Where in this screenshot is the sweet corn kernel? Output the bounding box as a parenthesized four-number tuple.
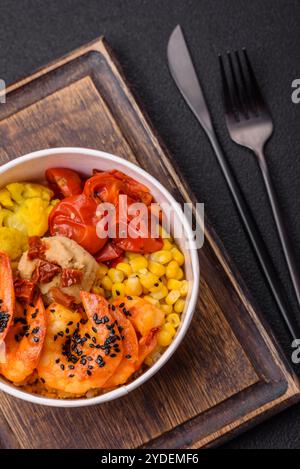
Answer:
(175, 267, 184, 280)
(180, 280, 189, 297)
(160, 304, 173, 315)
(163, 239, 173, 250)
(97, 263, 109, 279)
(165, 289, 181, 305)
(126, 252, 140, 260)
(165, 260, 180, 279)
(167, 279, 182, 290)
(174, 299, 185, 314)
(130, 255, 148, 272)
(112, 282, 126, 299)
(167, 313, 181, 328)
(150, 285, 168, 300)
(101, 275, 113, 291)
(159, 225, 172, 240)
(150, 250, 173, 265)
(157, 323, 176, 347)
(92, 286, 105, 296)
(149, 281, 164, 292)
(139, 271, 159, 290)
(108, 268, 124, 283)
(157, 330, 173, 347)
(124, 277, 143, 296)
(148, 260, 166, 277)
(143, 295, 159, 306)
(171, 247, 185, 266)
(116, 262, 132, 277)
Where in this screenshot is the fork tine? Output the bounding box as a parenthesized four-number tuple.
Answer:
(242, 48, 265, 114)
(227, 51, 245, 119)
(218, 53, 234, 116)
(235, 50, 251, 118)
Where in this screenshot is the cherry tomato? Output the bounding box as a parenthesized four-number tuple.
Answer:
(95, 241, 124, 263)
(49, 194, 107, 254)
(46, 168, 82, 198)
(109, 170, 153, 205)
(114, 236, 163, 253)
(84, 173, 124, 205)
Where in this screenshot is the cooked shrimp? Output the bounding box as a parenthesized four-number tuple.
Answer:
(0, 251, 15, 342)
(0, 296, 46, 383)
(103, 297, 162, 388)
(114, 296, 164, 336)
(103, 304, 139, 388)
(37, 292, 124, 395)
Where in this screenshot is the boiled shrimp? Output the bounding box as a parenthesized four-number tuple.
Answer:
(0, 251, 15, 342)
(37, 292, 124, 395)
(0, 296, 46, 383)
(103, 297, 163, 388)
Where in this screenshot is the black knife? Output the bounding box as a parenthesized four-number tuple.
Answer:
(167, 24, 298, 341)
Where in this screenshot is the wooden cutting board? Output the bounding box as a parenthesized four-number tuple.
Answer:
(0, 37, 299, 449)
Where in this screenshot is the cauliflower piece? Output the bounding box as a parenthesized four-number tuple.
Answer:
(0, 188, 14, 208)
(6, 182, 54, 203)
(6, 198, 52, 237)
(0, 227, 28, 260)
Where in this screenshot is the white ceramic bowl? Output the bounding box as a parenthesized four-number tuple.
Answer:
(0, 147, 199, 407)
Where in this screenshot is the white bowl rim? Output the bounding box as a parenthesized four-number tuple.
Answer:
(0, 147, 199, 407)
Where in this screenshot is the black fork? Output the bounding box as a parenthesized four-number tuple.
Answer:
(219, 49, 300, 310)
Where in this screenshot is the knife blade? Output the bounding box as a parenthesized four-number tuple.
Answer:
(167, 24, 299, 341)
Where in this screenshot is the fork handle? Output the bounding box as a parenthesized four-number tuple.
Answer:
(209, 136, 298, 340)
(256, 150, 300, 308)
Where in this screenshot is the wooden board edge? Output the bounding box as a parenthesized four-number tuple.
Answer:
(2, 37, 300, 448)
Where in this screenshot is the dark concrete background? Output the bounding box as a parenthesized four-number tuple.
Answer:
(0, 0, 300, 449)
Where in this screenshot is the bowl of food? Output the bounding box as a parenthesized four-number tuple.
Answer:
(0, 147, 199, 407)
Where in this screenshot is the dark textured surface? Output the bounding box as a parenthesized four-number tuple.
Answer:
(0, 0, 299, 449)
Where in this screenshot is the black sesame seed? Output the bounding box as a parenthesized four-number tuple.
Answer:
(60, 364, 65, 371)
(33, 337, 39, 343)
(125, 354, 132, 359)
(87, 370, 92, 376)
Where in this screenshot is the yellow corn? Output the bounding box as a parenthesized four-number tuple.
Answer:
(159, 225, 172, 240)
(167, 279, 182, 290)
(130, 255, 148, 272)
(124, 277, 143, 296)
(92, 286, 105, 296)
(150, 285, 168, 300)
(101, 275, 113, 291)
(171, 247, 185, 266)
(150, 250, 173, 265)
(174, 299, 185, 314)
(139, 271, 159, 290)
(97, 263, 109, 279)
(167, 313, 181, 328)
(108, 268, 124, 283)
(180, 280, 189, 297)
(148, 260, 166, 277)
(176, 267, 184, 280)
(112, 282, 126, 299)
(157, 323, 176, 347)
(163, 238, 173, 250)
(165, 260, 180, 279)
(126, 252, 140, 260)
(116, 262, 132, 277)
(160, 304, 173, 315)
(165, 290, 181, 305)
